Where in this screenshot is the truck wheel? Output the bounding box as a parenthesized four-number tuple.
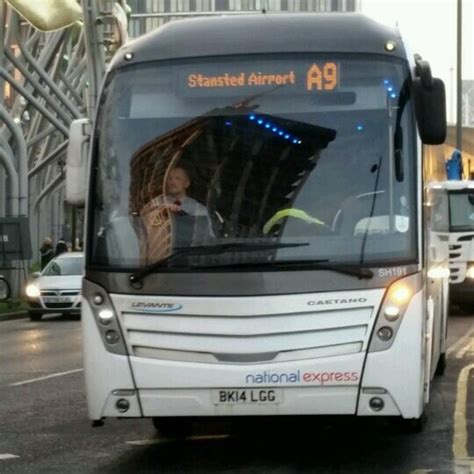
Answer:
(435, 353, 446, 376)
(29, 312, 42, 321)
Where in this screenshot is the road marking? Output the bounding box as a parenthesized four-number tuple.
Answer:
(453, 364, 474, 463)
(9, 368, 83, 386)
(189, 434, 230, 441)
(0, 454, 19, 460)
(454, 458, 474, 473)
(127, 439, 170, 446)
(448, 328, 474, 358)
(455, 339, 474, 360)
(126, 434, 229, 446)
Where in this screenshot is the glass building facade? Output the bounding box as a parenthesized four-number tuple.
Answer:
(127, 0, 360, 37)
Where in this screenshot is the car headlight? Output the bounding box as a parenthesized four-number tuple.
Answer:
(25, 284, 41, 298)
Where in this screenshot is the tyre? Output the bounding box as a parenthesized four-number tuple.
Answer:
(29, 312, 42, 321)
(62, 313, 81, 320)
(435, 353, 446, 376)
(398, 412, 427, 433)
(457, 304, 474, 316)
(152, 417, 192, 438)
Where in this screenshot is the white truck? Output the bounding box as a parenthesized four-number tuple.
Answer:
(438, 180, 474, 309)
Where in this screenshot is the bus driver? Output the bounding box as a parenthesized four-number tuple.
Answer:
(152, 166, 214, 247)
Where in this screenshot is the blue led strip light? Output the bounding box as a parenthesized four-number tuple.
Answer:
(356, 79, 397, 133)
(383, 79, 397, 99)
(248, 114, 302, 145)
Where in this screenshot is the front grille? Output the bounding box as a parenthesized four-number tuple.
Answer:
(44, 302, 74, 309)
(121, 307, 373, 364)
(41, 289, 80, 296)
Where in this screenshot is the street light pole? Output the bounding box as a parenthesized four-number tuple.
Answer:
(456, 0, 462, 150)
(450, 66, 455, 124)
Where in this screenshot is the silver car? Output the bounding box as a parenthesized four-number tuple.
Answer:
(25, 252, 83, 321)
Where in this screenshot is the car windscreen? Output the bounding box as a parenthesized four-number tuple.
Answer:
(43, 257, 84, 276)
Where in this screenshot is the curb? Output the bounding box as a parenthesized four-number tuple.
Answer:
(0, 311, 28, 322)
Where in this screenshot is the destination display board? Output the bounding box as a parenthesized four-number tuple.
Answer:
(178, 61, 340, 97)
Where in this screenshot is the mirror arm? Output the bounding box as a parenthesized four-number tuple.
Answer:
(414, 54, 433, 89)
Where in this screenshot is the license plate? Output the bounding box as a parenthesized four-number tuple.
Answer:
(212, 389, 282, 405)
(42, 296, 74, 303)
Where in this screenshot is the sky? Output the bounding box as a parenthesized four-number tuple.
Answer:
(360, 0, 474, 123)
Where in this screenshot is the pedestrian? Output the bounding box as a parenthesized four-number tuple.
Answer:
(446, 149, 463, 180)
(55, 237, 68, 256)
(39, 237, 55, 270)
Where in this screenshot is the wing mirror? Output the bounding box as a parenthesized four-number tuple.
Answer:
(31, 272, 41, 279)
(0, 276, 11, 301)
(413, 56, 447, 145)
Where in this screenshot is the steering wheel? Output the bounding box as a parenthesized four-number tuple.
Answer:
(263, 208, 328, 235)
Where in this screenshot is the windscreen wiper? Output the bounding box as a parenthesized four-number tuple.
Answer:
(191, 259, 374, 279)
(129, 242, 309, 284)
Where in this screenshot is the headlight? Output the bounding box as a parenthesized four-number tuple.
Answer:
(388, 283, 412, 306)
(25, 284, 40, 298)
(369, 273, 422, 353)
(98, 309, 114, 325)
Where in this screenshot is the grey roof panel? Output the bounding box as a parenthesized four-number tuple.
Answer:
(110, 13, 405, 70)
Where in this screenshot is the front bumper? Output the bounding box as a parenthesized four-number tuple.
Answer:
(27, 295, 81, 314)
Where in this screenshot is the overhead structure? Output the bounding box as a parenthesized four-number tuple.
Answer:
(0, 0, 361, 289)
(0, 0, 130, 229)
(127, 0, 360, 37)
(7, 0, 82, 31)
(0, 0, 129, 295)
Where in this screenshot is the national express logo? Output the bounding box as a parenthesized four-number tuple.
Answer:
(245, 370, 359, 386)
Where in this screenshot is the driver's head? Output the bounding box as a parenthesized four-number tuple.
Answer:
(166, 166, 190, 199)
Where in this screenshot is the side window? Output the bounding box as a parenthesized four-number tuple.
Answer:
(44, 262, 61, 276)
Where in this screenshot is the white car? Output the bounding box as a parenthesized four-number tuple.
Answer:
(25, 252, 83, 321)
